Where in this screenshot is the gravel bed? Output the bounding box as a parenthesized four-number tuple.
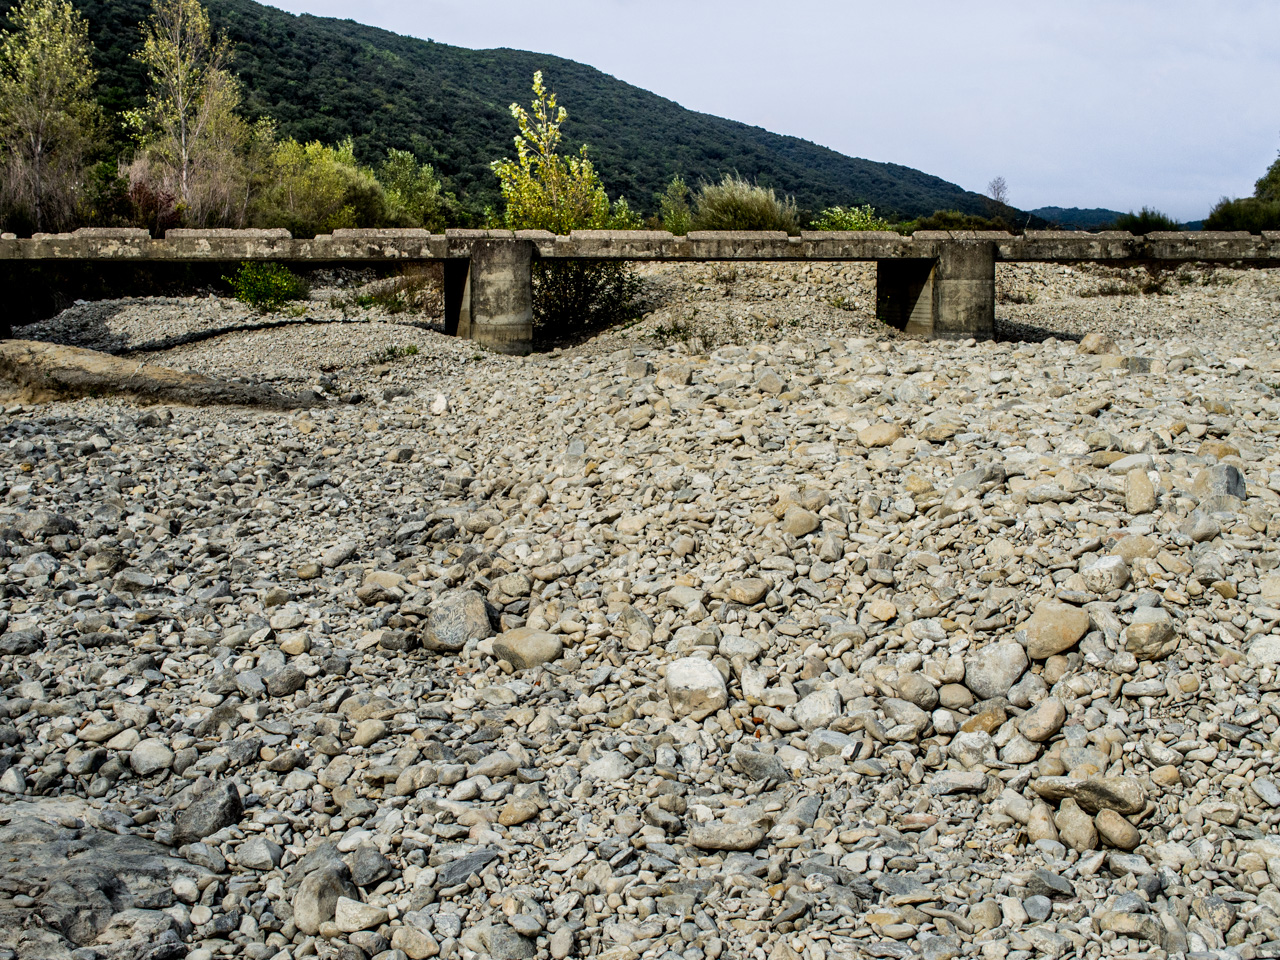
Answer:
(1, 261, 1279, 960)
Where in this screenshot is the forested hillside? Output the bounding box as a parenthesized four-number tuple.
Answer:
(5, 0, 1000, 220)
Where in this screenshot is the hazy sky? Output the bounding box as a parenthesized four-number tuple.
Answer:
(267, 0, 1280, 220)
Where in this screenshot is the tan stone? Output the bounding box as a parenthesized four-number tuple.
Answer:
(1021, 601, 1090, 659)
(1095, 809, 1140, 850)
(859, 422, 904, 447)
(1125, 469, 1157, 514)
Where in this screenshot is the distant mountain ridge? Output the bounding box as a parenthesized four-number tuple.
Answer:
(8, 0, 1017, 221)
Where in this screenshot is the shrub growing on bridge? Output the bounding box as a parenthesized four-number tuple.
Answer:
(491, 72, 641, 335)
(1111, 207, 1180, 234)
(812, 204, 893, 231)
(691, 174, 799, 234)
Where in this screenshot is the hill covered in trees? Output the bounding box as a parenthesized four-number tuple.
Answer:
(10, 0, 1002, 221)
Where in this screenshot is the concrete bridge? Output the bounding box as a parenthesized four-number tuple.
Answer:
(4, 226, 1279, 353)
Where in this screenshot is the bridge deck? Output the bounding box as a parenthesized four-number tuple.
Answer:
(3, 227, 1279, 263)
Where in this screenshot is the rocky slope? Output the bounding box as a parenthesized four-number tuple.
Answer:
(0, 262, 1279, 960)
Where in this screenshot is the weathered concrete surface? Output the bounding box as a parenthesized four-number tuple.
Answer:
(0, 340, 319, 408)
(3, 226, 1279, 344)
(934, 241, 996, 340)
(2, 226, 1277, 263)
(876, 258, 936, 336)
(468, 239, 533, 355)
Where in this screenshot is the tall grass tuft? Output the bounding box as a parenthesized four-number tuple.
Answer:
(1111, 207, 1181, 234)
(691, 174, 799, 234)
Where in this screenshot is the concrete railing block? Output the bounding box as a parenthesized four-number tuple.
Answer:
(1146, 231, 1252, 240)
(73, 227, 151, 239)
(328, 228, 431, 239)
(1264, 231, 1280, 241)
(515, 230, 556, 241)
(1091, 231, 1135, 239)
(913, 230, 1013, 241)
(446, 229, 514, 239)
(686, 231, 791, 241)
(800, 231, 903, 242)
(166, 228, 293, 239)
(1024, 230, 1089, 239)
(569, 230, 675, 241)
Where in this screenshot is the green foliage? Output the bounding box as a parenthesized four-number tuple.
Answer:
(0, 0, 102, 233)
(127, 0, 247, 226)
(491, 71, 637, 234)
(333, 264, 437, 315)
(1111, 207, 1180, 234)
(380, 148, 447, 230)
(533, 261, 640, 333)
(368, 342, 418, 363)
(1203, 197, 1280, 233)
(251, 136, 386, 237)
(13, 0, 1004, 222)
(894, 209, 1019, 234)
(812, 204, 892, 231)
(692, 174, 799, 234)
(224, 260, 307, 310)
(492, 72, 641, 336)
(659, 175, 691, 235)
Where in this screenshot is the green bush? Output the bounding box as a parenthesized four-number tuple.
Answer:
(812, 204, 893, 231)
(225, 261, 309, 311)
(691, 174, 799, 234)
(1111, 207, 1181, 234)
(659, 175, 691, 235)
(250, 137, 387, 238)
(1203, 197, 1280, 233)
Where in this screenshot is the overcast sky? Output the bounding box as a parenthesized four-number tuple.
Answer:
(267, 0, 1280, 221)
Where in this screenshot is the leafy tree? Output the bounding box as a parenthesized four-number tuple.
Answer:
(250, 136, 386, 237)
(127, 0, 247, 225)
(491, 71, 640, 336)
(812, 204, 893, 231)
(491, 70, 637, 234)
(659, 174, 691, 235)
(1201, 146, 1280, 233)
(1256, 153, 1280, 203)
(380, 148, 447, 231)
(0, 0, 102, 233)
(1203, 197, 1280, 232)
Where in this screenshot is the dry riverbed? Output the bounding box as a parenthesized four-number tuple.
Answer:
(1, 261, 1280, 960)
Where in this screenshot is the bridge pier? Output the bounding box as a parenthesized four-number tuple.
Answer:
(875, 241, 995, 339)
(467, 239, 534, 354)
(935, 240, 995, 340)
